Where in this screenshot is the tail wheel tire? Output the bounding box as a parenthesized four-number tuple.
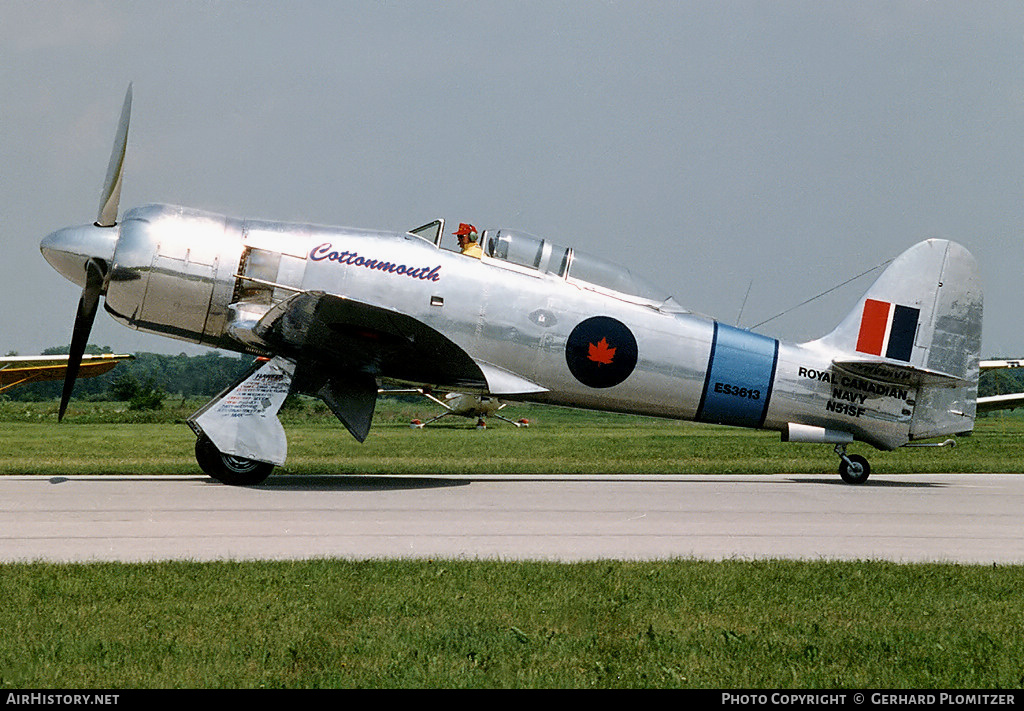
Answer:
(195, 436, 274, 486)
(839, 454, 870, 485)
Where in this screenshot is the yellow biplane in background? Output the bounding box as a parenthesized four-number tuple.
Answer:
(0, 354, 132, 395)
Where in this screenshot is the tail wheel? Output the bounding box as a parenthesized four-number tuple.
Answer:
(195, 435, 274, 486)
(838, 454, 870, 485)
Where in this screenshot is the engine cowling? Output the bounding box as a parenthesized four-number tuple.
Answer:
(104, 204, 245, 348)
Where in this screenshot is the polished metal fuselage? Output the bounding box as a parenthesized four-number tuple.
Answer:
(94, 203, 928, 451)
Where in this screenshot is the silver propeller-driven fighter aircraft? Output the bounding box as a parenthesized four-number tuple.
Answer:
(41, 86, 985, 485)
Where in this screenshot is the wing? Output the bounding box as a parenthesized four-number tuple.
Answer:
(978, 392, 1024, 413)
(246, 291, 545, 440)
(252, 290, 545, 391)
(252, 291, 491, 390)
(248, 290, 546, 441)
(980, 359, 1024, 370)
(0, 354, 133, 392)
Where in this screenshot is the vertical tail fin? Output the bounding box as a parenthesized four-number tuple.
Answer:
(807, 239, 982, 439)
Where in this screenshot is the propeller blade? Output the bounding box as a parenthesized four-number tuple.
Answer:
(96, 83, 133, 228)
(58, 259, 106, 421)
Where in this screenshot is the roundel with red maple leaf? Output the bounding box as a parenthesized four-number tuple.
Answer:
(565, 316, 638, 388)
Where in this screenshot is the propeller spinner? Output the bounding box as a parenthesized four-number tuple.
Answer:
(40, 84, 132, 420)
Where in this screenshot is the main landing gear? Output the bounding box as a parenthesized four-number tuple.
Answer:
(195, 435, 275, 486)
(834, 443, 870, 485)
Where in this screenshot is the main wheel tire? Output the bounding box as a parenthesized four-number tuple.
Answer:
(195, 436, 274, 486)
(838, 454, 870, 485)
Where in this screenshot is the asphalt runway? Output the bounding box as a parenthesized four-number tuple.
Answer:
(1, 473, 1023, 565)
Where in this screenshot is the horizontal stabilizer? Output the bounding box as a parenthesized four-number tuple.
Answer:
(832, 359, 971, 388)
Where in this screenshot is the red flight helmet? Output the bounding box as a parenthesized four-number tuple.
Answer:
(453, 223, 478, 241)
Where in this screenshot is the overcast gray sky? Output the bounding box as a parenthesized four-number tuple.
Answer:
(2, 1, 1022, 357)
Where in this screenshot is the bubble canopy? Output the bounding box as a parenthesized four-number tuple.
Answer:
(483, 229, 683, 312)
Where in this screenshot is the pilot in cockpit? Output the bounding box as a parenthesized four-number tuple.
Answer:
(453, 223, 483, 259)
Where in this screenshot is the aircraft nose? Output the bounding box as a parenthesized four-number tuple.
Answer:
(40, 224, 119, 289)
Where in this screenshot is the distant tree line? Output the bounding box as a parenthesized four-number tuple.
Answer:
(4, 344, 1023, 411)
(4, 346, 256, 404)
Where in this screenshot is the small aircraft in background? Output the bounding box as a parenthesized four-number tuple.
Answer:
(0, 353, 131, 395)
(977, 360, 1024, 413)
(40, 86, 998, 486)
(380, 387, 530, 429)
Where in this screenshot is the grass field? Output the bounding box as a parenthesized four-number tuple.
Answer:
(1, 399, 1023, 688)
(2, 559, 1023, 688)
(1, 397, 1023, 476)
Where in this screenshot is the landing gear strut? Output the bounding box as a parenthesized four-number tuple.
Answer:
(195, 435, 275, 486)
(835, 443, 870, 485)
